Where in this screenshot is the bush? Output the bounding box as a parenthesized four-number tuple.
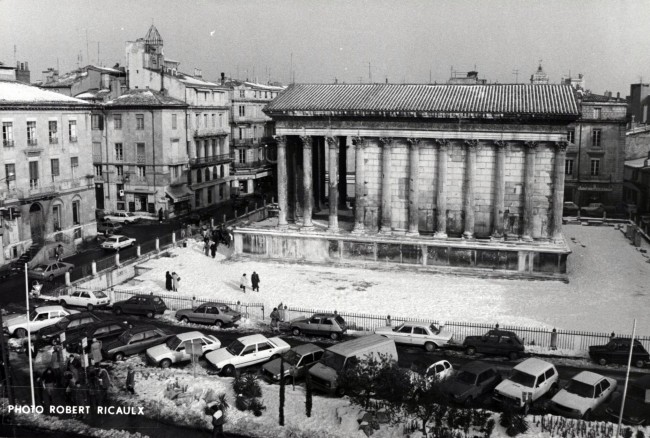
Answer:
(505, 414, 528, 437)
(232, 372, 262, 398)
(235, 394, 249, 412)
(248, 398, 266, 417)
(484, 419, 495, 438)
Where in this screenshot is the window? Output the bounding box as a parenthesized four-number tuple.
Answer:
(238, 105, 245, 117)
(51, 159, 60, 180)
(195, 113, 200, 127)
(592, 129, 601, 147)
(71, 157, 79, 168)
(91, 114, 103, 130)
(218, 114, 223, 127)
(212, 114, 216, 127)
(29, 161, 39, 188)
(52, 205, 61, 230)
(565, 159, 574, 176)
(257, 342, 272, 352)
(594, 107, 602, 119)
(68, 120, 77, 141)
(136, 166, 146, 179)
(413, 327, 427, 335)
(265, 91, 268, 99)
(115, 143, 123, 161)
(136, 114, 144, 130)
(207, 187, 213, 204)
(196, 168, 203, 183)
(27, 121, 37, 145)
(94, 164, 103, 176)
(114, 114, 122, 130)
(567, 129, 575, 144)
(2, 122, 14, 147)
(117, 183, 124, 200)
(72, 201, 80, 225)
(239, 127, 243, 139)
(171, 114, 177, 130)
(5, 163, 16, 185)
(203, 114, 208, 127)
(398, 326, 412, 334)
(115, 165, 123, 176)
(238, 149, 246, 163)
(239, 90, 245, 98)
(48, 121, 58, 144)
(590, 159, 600, 176)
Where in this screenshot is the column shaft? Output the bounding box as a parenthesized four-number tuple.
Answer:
(380, 138, 393, 233)
(301, 135, 314, 228)
(522, 141, 537, 240)
(338, 137, 348, 209)
(551, 142, 568, 242)
(275, 135, 288, 228)
(435, 140, 448, 238)
(327, 136, 339, 231)
(407, 139, 420, 235)
(463, 140, 478, 238)
(352, 137, 366, 233)
(492, 141, 506, 238)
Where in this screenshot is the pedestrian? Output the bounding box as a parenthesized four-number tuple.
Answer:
(94, 363, 111, 406)
(239, 273, 248, 293)
(210, 241, 217, 258)
(56, 244, 64, 261)
(158, 208, 164, 223)
(51, 339, 64, 385)
(165, 271, 172, 291)
(180, 225, 186, 240)
(125, 365, 136, 394)
(204, 240, 210, 256)
(186, 223, 193, 239)
(270, 307, 280, 333)
(90, 338, 102, 366)
(207, 401, 226, 438)
(172, 272, 180, 292)
(251, 271, 260, 292)
(42, 367, 57, 406)
(34, 370, 44, 405)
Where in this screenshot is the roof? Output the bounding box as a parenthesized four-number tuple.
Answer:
(176, 331, 206, 341)
(127, 324, 156, 334)
(240, 334, 271, 344)
(145, 25, 163, 45)
(105, 89, 187, 107)
(401, 321, 433, 327)
(327, 334, 393, 354)
(625, 158, 647, 168)
(513, 357, 554, 374)
(291, 343, 323, 355)
(266, 83, 579, 118)
(176, 72, 224, 89)
(35, 305, 66, 312)
(0, 80, 94, 106)
(571, 371, 605, 386)
(313, 313, 338, 318)
(582, 93, 626, 104)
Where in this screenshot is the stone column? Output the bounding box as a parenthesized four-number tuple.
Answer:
(463, 139, 478, 239)
(551, 141, 568, 242)
(326, 136, 339, 232)
(522, 141, 538, 241)
(407, 138, 420, 235)
(300, 135, 314, 229)
(274, 135, 289, 229)
(352, 137, 366, 233)
(434, 139, 449, 238)
(492, 140, 507, 238)
(379, 137, 393, 234)
(338, 137, 348, 209)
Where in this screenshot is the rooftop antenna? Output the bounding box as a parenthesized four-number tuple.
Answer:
(97, 42, 100, 66)
(85, 29, 89, 68)
(512, 69, 519, 84)
(290, 53, 293, 84)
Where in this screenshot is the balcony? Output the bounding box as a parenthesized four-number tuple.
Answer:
(27, 139, 38, 146)
(579, 174, 613, 183)
(19, 180, 57, 201)
(0, 186, 18, 200)
(136, 155, 146, 164)
(49, 137, 58, 145)
(3, 140, 14, 147)
(189, 153, 232, 168)
(233, 139, 257, 147)
(194, 127, 228, 138)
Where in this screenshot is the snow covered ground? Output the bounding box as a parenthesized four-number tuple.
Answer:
(115, 224, 650, 335)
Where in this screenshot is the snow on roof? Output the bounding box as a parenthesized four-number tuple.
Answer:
(513, 357, 554, 375)
(105, 89, 186, 106)
(571, 371, 605, 385)
(243, 81, 286, 91)
(176, 72, 221, 88)
(625, 157, 648, 168)
(0, 80, 92, 105)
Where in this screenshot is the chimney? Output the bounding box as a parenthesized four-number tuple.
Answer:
(194, 68, 202, 79)
(617, 92, 620, 99)
(221, 72, 225, 84)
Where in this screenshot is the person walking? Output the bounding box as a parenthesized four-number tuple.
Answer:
(207, 401, 226, 438)
(270, 307, 281, 333)
(158, 208, 164, 223)
(172, 272, 180, 292)
(56, 244, 64, 261)
(42, 367, 57, 407)
(125, 365, 136, 394)
(239, 273, 248, 293)
(251, 271, 260, 292)
(90, 338, 102, 366)
(165, 271, 172, 291)
(210, 241, 217, 258)
(51, 339, 64, 385)
(94, 363, 111, 406)
(204, 239, 210, 256)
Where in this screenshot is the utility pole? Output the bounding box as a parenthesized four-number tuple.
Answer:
(0, 308, 15, 405)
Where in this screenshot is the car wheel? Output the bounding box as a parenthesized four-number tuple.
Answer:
(87, 304, 94, 311)
(330, 332, 340, 341)
(48, 274, 54, 282)
(114, 307, 123, 315)
(59, 299, 67, 306)
(214, 320, 223, 328)
(291, 327, 301, 336)
(114, 352, 125, 361)
(634, 359, 645, 368)
(15, 328, 27, 338)
(550, 383, 559, 395)
(583, 409, 592, 421)
(425, 342, 437, 352)
(160, 359, 172, 369)
(465, 346, 476, 355)
(335, 386, 346, 397)
(270, 354, 280, 360)
(146, 310, 154, 318)
(181, 316, 189, 324)
(222, 365, 235, 376)
(598, 357, 607, 366)
(508, 351, 519, 361)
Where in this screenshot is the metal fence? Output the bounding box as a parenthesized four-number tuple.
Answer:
(95, 255, 116, 273)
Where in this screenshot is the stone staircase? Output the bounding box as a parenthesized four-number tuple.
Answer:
(11, 241, 43, 271)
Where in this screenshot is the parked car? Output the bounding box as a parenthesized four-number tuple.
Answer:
(462, 329, 525, 360)
(0, 263, 18, 280)
(101, 235, 136, 251)
(606, 375, 650, 425)
(588, 338, 649, 368)
(103, 212, 141, 224)
(375, 321, 453, 352)
(58, 289, 110, 311)
(35, 311, 102, 346)
(425, 359, 454, 381)
(102, 325, 175, 361)
(175, 302, 241, 328)
(563, 202, 580, 216)
(493, 358, 559, 412)
(205, 334, 291, 376)
(550, 371, 617, 420)
(28, 261, 75, 282)
(261, 343, 324, 384)
(146, 330, 221, 368)
(112, 294, 167, 318)
(289, 313, 347, 340)
(580, 203, 605, 217)
(3, 305, 78, 338)
(442, 361, 502, 406)
(97, 221, 123, 235)
(64, 320, 132, 354)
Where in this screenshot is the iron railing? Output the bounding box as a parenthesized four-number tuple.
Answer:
(189, 154, 232, 167)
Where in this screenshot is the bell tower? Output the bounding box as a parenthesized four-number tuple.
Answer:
(143, 25, 164, 72)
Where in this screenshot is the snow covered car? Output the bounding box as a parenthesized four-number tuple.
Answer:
(175, 302, 241, 328)
(550, 371, 617, 420)
(462, 329, 525, 360)
(588, 338, 649, 368)
(103, 212, 140, 224)
(375, 321, 453, 352)
(112, 294, 167, 318)
(205, 334, 291, 376)
(63, 320, 132, 354)
(289, 313, 347, 340)
(146, 330, 221, 368)
(425, 360, 454, 381)
(261, 343, 324, 384)
(97, 221, 123, 235)
(58, 289, 110, 311)
(35, 311, 102, 346)
(442, 361, 501, 406)
(101, 235, 136, 251)
(27, 261, 74, 282)
(493, 358, 559, 411)
(102, 325, 175, 361)
(3, 305, 78, 338)
(606, 375, 650, 425)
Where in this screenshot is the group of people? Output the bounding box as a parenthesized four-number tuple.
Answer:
(239, 271, 260, 293)
(165, 271, 181, 292)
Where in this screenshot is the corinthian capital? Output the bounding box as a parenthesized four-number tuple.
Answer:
(325, 136, 337, 149)
(524, 141, 539, 150)
(464, 139, 479, 149)
(273, 135, 286, 146)
(434, 138, 449, 148)
(406, 138, 420, 149)
(299, 135, 312, 149)
(352, 136, 366, 148)
(554, 141, 569, 152)
(379, 137, 393, 147)
(493, 140, 507, 149)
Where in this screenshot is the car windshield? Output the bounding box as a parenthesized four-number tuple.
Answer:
(226, 340, 245, 356)
(321, 351, 346, 371)
(93, 291, 108, 299)
(33, 265, 47, 272)
(565, 380, 595, 398)
(456, 371, 477, 385)
(54, 317, 71, 328)
(28, 310, 38, 321)
(429, 324, 440, 334)
(165, 336, 182, 350)
(282, 349, 302, 366)
(119, 331, 134, 343)
(335, 316, 346, 325)
(509, 370, 536, 387)
(107, 237, 118, 243)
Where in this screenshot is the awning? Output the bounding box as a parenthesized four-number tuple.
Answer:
(124, 189, 157, 195)
(165, 184, 193, 202)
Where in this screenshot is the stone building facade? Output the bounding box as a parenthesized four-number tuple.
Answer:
(233, 83, 580, 278)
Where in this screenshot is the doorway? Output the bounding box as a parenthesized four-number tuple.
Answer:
(29, 203, 44, 243)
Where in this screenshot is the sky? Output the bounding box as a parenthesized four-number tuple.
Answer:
(1, 0, 648, 96)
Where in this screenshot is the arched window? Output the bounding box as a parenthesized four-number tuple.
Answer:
(196, 169, 202, 183)
(205, 168, 211, 181)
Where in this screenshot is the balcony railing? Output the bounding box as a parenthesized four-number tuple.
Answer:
(27, 139, 38, 146)
(2, 140, 14, 147)
(579, 174, 613, 182)
(194, 127, 228, 138)
(136, 155, 146, 164)
(232, 160, 268, 169)
(233, 139, 257, 147)
(49, 137, 58, 145)
(189, 153, 232, 168)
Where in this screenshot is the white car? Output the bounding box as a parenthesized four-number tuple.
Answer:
(101, 235, 136, 250)
(494, 358, 559, 411)
(425, 359, 454, 381)
(103, 212, 140, 224)
(375, 321, 453, 352)
(550, 371, 617, 420)
(3, 305, 79, 338)
(146, 331, 221, 368)
(59, 289, 110, 311)
(205, 334, 291, 376)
